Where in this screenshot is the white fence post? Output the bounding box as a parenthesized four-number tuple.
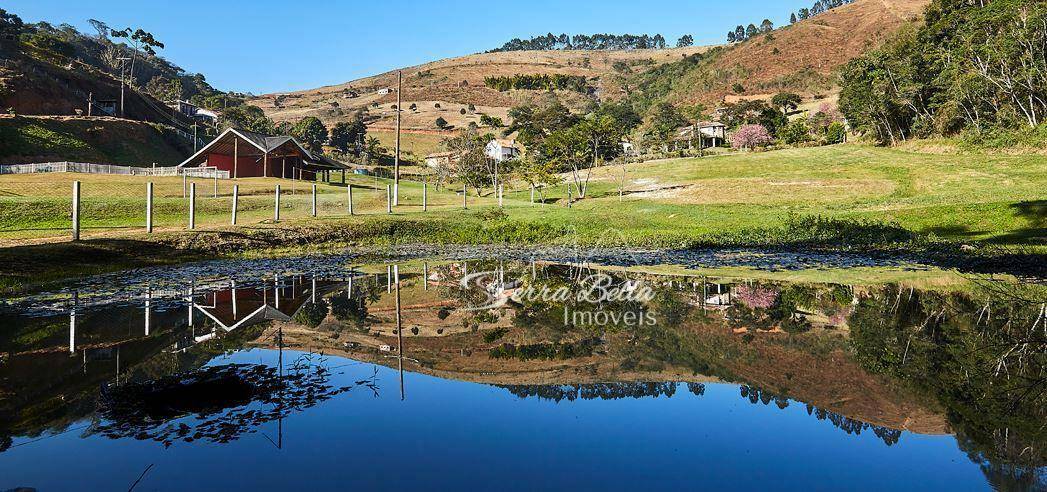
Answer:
(348, 185, 354, 216)
(274, 185, 281, 222)
(71, 181, 80, 241)
(146, 182, 153, 233)
(231, 184, 239, 225)
(386, 185, 392, 214)
(188, 182, 196, 230)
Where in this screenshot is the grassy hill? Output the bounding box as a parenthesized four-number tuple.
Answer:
(0, 115, 192, 165)
(252, 0, 929, 138)
(250, 46, 713, 130)
(652, 0, 929, 107)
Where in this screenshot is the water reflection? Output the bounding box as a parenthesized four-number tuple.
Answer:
(0, 261, 1043, 490)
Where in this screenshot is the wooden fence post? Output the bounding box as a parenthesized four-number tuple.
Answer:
(182, 174, 187, 198)
(213, 173, 218, 198)
(498, 184, 504, 208)
(567, 183, 572, 209)
(188, 182, 196, 230)
(71, 180, 80, 241)
(274, 184, 281, 222)
(311, 184, 318, 217)
(146, 182, 153, 233)
(348, 185, 354, 215)
(463, 184, 468, 209)
(530, 183, 535, 206)
(422, 180, 427, 212)
(231, 184, 239, 225)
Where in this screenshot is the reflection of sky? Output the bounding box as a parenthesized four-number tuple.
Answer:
(1, 349, 989, 491)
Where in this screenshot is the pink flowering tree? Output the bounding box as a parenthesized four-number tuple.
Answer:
(731, 124, 774, 150)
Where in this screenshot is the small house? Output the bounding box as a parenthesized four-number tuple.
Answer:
(425, 151, 459, 169)
(673, 122, 727, 149)
(485, 139, 520, 162)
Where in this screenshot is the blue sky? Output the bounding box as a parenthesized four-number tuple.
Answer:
(7, 0, 811, 94)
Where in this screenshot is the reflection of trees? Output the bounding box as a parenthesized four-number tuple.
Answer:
(330, 294, 368, 330)
(848, 283, 1047, 477)
(489, 338, 601, 360)
(92, 355, 365, 446)
(726, 283, 816, 334)
(293, 298, 329, 328)
(498, 382, 680, 402)
(740, 385, 903, 446)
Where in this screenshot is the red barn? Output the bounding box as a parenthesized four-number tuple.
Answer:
(178, 127, 345, 179)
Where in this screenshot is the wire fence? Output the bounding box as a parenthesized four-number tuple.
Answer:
(0, 172, 573, 243)
(0, 162, 227, 178)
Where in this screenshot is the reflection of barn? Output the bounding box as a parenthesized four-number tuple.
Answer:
(193, 275, 349, 334)
(178, 128, 347, 179)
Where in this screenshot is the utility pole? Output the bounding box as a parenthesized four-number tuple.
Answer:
(117, 57, 130, 118)
(393, 70, 402, 206)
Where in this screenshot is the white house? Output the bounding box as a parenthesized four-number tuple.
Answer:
(485, 139, 520, 162)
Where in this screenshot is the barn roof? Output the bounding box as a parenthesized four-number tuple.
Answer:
(178, 127, 348, 169)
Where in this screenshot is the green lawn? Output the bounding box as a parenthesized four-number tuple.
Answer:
(0, 144, 1043, 248)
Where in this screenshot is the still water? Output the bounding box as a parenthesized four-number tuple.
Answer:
(0, 258, 1043, 490)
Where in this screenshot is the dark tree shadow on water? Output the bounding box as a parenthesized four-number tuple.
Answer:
(92, 359, 375, 447)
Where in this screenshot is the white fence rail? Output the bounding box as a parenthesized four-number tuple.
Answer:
(0, 162, 229, 179)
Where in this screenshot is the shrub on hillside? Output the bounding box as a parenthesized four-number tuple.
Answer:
(732, 124, 773, 150)
(780, 119, 811, 145)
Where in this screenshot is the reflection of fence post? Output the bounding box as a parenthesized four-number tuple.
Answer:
(188, 182, 196, 230)
(71, 180, 80, 241)
(386, 185, 392, 214)
(423, 262, 428, 291)
(348, 185, 354, 215)
(274, 185, 281, 222)
(231, 184, 239, 225)
(422, 180, 427, 212)
(312, 184, 318, 217)
(146, 182, 153, 233)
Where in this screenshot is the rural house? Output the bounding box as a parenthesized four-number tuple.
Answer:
(178, 127, 346, 179)
(175, 100, 219, 125)
(425, 151, 459, 169)
(485, 138, 520, 162)
(673, 122, 727, 149)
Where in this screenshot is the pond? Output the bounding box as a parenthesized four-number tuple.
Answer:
(0, 256, 1043, 491)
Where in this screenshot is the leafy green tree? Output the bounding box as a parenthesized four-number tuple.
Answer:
(676, 34, 694, 48)
(479, 114, 503, 127)
(435, 116, 449, 129)
(442, 127, 493, 194)
(760, 19, 774, 33)
(772, 92, 802, 114)
(292, 116, 328, 153)
(780, 118, 811, 145)
(220, 105, 276, 134)
(644, 102, 687, 146)
(144, 76, 182, 102)
(109, 27, 164, 86)
(329, 117, 366, 154)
